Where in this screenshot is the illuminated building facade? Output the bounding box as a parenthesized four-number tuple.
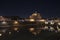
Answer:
(0, 12, 60, 37)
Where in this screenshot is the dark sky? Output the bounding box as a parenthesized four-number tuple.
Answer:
(0, 0, 60, 18)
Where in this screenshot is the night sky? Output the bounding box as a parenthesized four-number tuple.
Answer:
(0, 0, 60, 18)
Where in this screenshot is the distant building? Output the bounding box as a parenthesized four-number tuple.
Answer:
(29, 11, 42, 20)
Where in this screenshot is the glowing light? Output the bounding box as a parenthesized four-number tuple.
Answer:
(50, 27, 54, 31)
(58, 23, 60, 25)
(2, 21, 7, 24)
(44, 26, 48, 29)
(39, 19, 45, 22)
(57, 26, 60, 31)
(45, 21, 48, 24)
(50, 21, 54, 25)
(9, 32, 11, 35)
(29, 19, 35, 22)
(55, 20, 59, 22)
(58, 29, 60, 32)
(14, 27, 18, 31)
(29, 28, 35, 32)
(32, 32, 37, 35)
(14, 21, 19, 24)
(0, 33, 2, 36)
(32, 13, 37, 16)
